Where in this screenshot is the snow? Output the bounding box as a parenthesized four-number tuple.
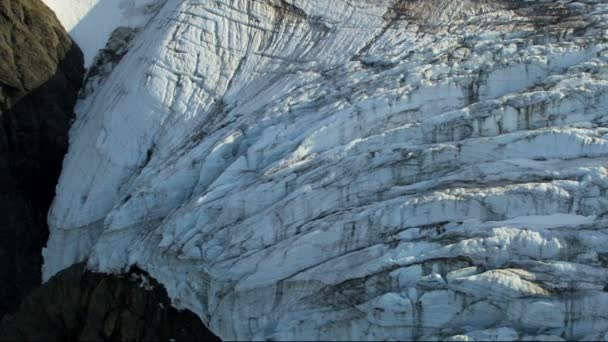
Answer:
(494, 214, 597, 228)
(41, 0, 163, 66)
(43, 0, 608, 340)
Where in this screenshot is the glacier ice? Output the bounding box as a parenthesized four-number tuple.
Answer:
(44, 0, 608, 340)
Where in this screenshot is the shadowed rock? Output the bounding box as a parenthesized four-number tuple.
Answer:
(0, 263, 220, 341)
(0, 0, 84, 317)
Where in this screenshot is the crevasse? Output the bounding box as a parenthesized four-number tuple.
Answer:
(43, 0, 608, 340)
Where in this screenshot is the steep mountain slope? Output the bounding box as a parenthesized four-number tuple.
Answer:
(45, 0, 608, 340)
(0, 0, 84, 316)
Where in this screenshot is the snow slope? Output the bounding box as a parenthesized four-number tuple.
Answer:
(44, 0, 608, 340)
(41, 0, 165, 66)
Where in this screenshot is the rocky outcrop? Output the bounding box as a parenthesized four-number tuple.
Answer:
(0, 0, 84, 316)
(81, 26, 140, 98)
(0, 263, 219, 341)
(43, 0, 608, 340)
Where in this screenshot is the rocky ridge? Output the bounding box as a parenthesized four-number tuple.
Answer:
(0, 0, 84, 316)
(0, 263, 219, 341)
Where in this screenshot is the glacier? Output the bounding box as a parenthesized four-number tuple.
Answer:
(43, 0, 608, 340)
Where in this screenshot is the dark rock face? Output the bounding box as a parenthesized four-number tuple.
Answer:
(0, 0, 84, 316)
(0, 2, 219, 340)
(81, 26, 139, 97)
(0, 263, 220, 341)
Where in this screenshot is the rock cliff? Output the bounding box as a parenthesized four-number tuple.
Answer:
(0, 263, 218, 341)
(0, 0, 84, 316)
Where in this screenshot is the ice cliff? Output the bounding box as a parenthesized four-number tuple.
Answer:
(43, 0, 608, 340)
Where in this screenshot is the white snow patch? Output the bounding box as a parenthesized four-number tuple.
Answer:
(42, 0, 163, 66)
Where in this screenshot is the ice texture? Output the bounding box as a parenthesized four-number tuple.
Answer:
(44, 0, 608, 340)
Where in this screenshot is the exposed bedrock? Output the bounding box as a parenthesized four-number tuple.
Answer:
(0, 0, 84, 316)
(0, 263, 219, 341)
(42, 0, 608, 340)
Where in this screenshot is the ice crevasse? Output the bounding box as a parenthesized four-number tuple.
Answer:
(42, 0, 608, 340)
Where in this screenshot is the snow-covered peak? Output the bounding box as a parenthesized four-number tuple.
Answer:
(42, 0, 164, 66)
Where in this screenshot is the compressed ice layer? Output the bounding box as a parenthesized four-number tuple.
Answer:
(44, 0, 608, 340)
